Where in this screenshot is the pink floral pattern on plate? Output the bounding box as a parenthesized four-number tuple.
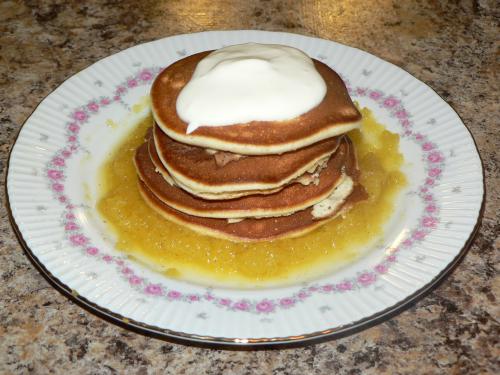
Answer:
(46, 67, 444, 314)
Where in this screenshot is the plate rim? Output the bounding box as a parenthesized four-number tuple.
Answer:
(5, 30, 486, 348)
(6, 191, 484, 348)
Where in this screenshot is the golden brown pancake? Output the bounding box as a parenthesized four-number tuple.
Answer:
(147, 135, 287, 200)
(135, 138, 354, 219)
(138, 179, 366, 242)
(151, 51, 362, 155)
(152, 124, 341, 195)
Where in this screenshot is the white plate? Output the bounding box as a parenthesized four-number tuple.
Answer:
(7, 30, 483, 347)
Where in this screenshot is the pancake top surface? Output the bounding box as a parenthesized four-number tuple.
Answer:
(153, 124, 340, 188)
(151, 51, 361, 154)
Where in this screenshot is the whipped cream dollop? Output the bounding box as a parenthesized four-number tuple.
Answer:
(176, 43, 327, 134)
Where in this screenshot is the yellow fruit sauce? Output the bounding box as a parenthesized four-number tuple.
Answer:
(97, 108, 406, 287)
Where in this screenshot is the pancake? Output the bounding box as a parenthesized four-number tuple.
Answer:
(135, 138, 355, 219)
(151, 51, 361, 155)
(153, 123, 341, 195)
(138, 179, 366, 242)
(148, 135, 288, 200)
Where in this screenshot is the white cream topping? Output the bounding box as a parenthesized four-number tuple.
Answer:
(176, 43, 327, 134)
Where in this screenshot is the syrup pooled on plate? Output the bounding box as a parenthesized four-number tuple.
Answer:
(97, 108, 406, 287)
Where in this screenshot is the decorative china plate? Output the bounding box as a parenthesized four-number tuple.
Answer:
(7, 31, 483, 347)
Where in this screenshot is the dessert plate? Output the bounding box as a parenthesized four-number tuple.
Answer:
(6, 30, 483, 348)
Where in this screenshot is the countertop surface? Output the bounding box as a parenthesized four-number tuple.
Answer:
(1, 1, 498, 373)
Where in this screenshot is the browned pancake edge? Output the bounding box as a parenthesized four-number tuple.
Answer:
(153, 123, 341, 191)
(147, 136, 287, 200)
(138, 180, 365, 242)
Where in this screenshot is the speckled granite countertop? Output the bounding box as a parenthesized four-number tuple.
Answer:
(1, 0, 498, 373)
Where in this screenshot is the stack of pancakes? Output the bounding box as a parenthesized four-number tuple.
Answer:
(135, 51, 367, 242)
